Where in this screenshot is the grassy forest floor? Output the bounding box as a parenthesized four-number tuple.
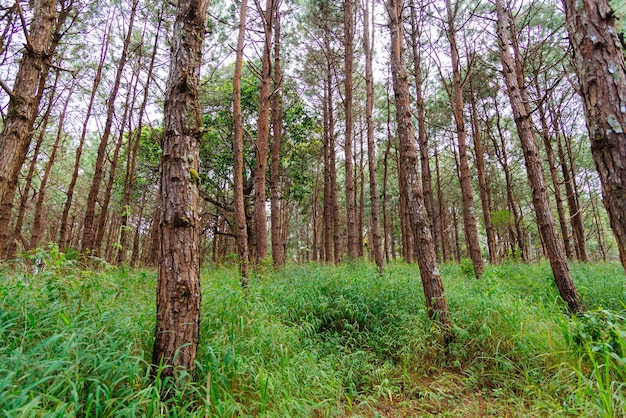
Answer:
(1, 248, 625, 417)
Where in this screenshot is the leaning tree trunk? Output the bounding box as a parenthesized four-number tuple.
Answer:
(387, 0, 451, 334)
(496, 0, 584, 313)
(562, 0, 626, 273)
(152, 0, 210, 380)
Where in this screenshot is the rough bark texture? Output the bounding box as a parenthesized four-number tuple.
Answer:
(270, 6, 284, 268)
(387, 0, 451, 333)
(343, 0, 357, 259)
(561, 0, 625, 270)
(233, 0, 250, 283)
(252, 0, 275, 262)
(444, 0, 484, 278)
(363, 0, 383, 272)
(496, 0, 584, 313)
(152, 0, 210, 379)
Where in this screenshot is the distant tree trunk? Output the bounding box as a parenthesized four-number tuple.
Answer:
(252, 0, 276, 262)
(323, 74, 333, 264)
(357, 121, 365, 258)
(387, 0, 451, 333)
(496, 0, 584, 313)
(270, 5, 284, 268)
(409, 0, 439, 262)
(233, 0, 250, 283)
(152, 0, 210, 379)
(82, 0, 138, 254)
(343, 0, 357, 259)
(533, 77, 574, 260)
(130, 188, 147, 267)
(327, 64, 341, 264)
(553, 109, 588, 261)
(435, 147, 449, 262)
(444, 0, 484, 278)
(59, 16, 112, 250)
(364, 0, 383, 271)
(382, 135, 391, 263)
(0, 0, 57, 225)
(119, 16, 161, 265)
(562, 0, 626, 272)
(29, 82, 73, 250)
(468, 70, 497, 264)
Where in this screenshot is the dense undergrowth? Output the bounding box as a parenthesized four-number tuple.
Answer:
(0, 247, 624, 417)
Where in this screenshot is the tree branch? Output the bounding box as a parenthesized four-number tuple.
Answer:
(0, 77, 13, 96)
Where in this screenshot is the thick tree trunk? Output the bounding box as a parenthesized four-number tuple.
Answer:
(82, 0, 138, 254)
(364, 0, 383, 271)
(496, 0, 584, 313)
(152, 0, 210, 379)
(387, 0, 451, 333)
(444, 0, 484, 278)
(233, 0, 250, 283)
(562, 0, 626, 272)
(0, 0, 57, 221)
(252, 0, 275, 262)
(270, 6, 284, 268)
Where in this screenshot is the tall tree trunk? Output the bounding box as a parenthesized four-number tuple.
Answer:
(435, 147, 449, 262)
(444, 0, 484, 278)
(0, 0, 57, 223)
(59, 15, 112, 249)
(382, 135, 391, 263)
(562, 0, 626, 272)
(233, 0, 250, 283)
(29, 81, 73, 250)
(323, 74, 333, 264)
(252, 0, 276, 262)
(409, 0, 439, 262)
(357, 121, 365, 257)
(270, 5, 284, 268)
(468, 70, 497, 264)
(387, 0, 451, 333)
(82, 0, 138, 254)
(364, 0, 383, 271)
(496, 0, 584, 313)
(343, 0, 357, 259)
(152, 0, 210, 379)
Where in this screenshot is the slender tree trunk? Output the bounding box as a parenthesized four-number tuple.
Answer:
(270, 5, 284, 268)
(152, 0, 210, 379)
(357, 121, 365, 257)
(435, 147, 449, 262)
(59, 15, 112, 249)
(29, 82, 73, 250)
(328, 68, 341, 264)
(562, 0, 626, 272)
(323, 75, 333, 264)
(382, 135, 391, 263)
(364, 0, 383, 271)
(387, 0, 451, 333)
(130, 188, 147, 267)
(444, 0, 484, 278)
(233, 0, 250, 283)
(252, 0, 276, 262)
(82, 0, 138, 254)
(468, 72, 497, 264)
(496, 0, 584, 313)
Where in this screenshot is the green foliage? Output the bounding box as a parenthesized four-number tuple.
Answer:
(0, 256, 625, 416)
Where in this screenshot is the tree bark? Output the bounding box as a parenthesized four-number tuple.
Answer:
(562, 0, 626, 272)
(444, 0, 484, 278)
(496, 0, 584, 313)
(387, 0, 451, 333)
(233, 0, 250, 283)
(152, 0, 210, 379)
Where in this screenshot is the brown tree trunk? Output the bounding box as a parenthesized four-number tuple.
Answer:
(270, 5, 284, 268)
(382, 135, 391, 263)
(233, 0, 250, 283)
(387, 0, 451, 333)
(152, 0, 210, 379)
(29, 81, 73, 250)
(59, 17, 112, 250)
(323, 73, 333, 264)
(357, 121, 365, 258)
(562, 0, 626, 272)
(82, 0, 138, 254)
(435, 147, 449, 262)
(444, 0, 484, 278)
(364, 0, 383, 271)
(468, 70, 497, 264)
(0, 0, 57, 221)
(496, 0, 584, 313)
(252, 0, 276, 262)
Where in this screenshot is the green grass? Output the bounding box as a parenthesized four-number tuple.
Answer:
(0, 248, 625, 416)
